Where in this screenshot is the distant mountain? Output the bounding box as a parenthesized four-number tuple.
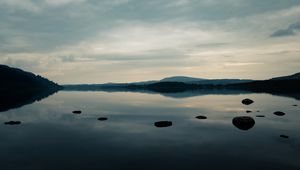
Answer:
(64, 76, 253, 90)
(271, 72, 300, 80)
(193, 79, 252, 85)
(131, 80, 159, 85)
(160, 76, 206, 82)
(159, 76, 252, 85)
(63, 72, 300, 100)
(0, 65, 62, 112)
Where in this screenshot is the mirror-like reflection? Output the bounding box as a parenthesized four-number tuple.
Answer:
(0, 89, 58, 112)
(0, 91, 299, 170)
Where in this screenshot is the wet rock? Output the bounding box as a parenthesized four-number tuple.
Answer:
(280, 135, 289, 139)
(273, 111, 285, 116)
(98, 117, 108, 121)
(232, 116, 255, 131)
(72, 110, 82, 114)
(246, 110, 252, 113)
(241, 98, 254, 105)
(195, 116, 207, 119)
(4, 121, 21, 125)
(154, 121, 172, 128)
(256, 115, 265, 117)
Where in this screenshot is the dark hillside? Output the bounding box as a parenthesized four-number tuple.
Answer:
(0, 65, 62, 112)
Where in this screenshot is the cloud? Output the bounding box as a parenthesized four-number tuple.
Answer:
(1, 1, 300, 83)
(56, 21, 231, 57)
(223, 62, 264, 66)
(43, 0, 87, 7)
(0, 0, 130, 13)
(271, 21, 300, 37)
(0, 0, 40, 12)
(271, 29, 295, 37)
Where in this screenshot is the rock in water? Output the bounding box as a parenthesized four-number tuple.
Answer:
(273, 111, 285, 116)
(241, 98, 254, 105)
(256, 115, 265, 118)
(246, 110, 252, 113)
(98, 117, 108, 121)
(4, 121, 21, 125)
(195, 116, 207, 119)
(72, 110, 82, 114)
(232, 116, 255, 131)
(154, 121, 172, 128)
(280, 135, 289, 139)
(292, 104, 298, 107)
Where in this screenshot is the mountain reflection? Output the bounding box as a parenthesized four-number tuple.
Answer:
(63, 87, 300, 101)
(0, 89, 59, 112)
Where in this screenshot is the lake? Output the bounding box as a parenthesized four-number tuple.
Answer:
(1, 91, 300, 170)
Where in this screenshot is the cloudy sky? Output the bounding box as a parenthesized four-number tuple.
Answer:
(1, 0, 300, 84)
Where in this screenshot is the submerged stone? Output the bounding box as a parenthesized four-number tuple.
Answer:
(232, 116, 255, 131)
(195, 116, 207, 119)
(4, 121, 21, 125)
(256, 115, 265, 118)
(98, 117, 108, 121)
(246, 110, 252, 113)
(154, 121, 172, 128)
(72, 110, 82, 114)
(292, 104, 298, 107)
(273, 111, 285, 116)
(241, 98, 254, 105)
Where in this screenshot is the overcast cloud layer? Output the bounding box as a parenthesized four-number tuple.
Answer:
(1, 0, 300, 83)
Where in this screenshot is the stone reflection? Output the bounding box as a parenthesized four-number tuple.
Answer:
(232, 116, 255, 131)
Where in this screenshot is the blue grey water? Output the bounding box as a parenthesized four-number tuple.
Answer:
(1, 91, 300, 170)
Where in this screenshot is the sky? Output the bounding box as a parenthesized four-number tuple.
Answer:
(0, 0, 300, 84)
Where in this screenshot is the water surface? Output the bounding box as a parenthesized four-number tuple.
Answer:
(1, 91, 300, 170)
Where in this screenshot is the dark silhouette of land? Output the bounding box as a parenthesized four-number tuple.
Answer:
(0, 65, 62, 112)
(1, 64, 300, 113)
(63, 72, 300, 100)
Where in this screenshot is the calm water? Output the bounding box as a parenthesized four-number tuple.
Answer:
(1, 91, 300, 170)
